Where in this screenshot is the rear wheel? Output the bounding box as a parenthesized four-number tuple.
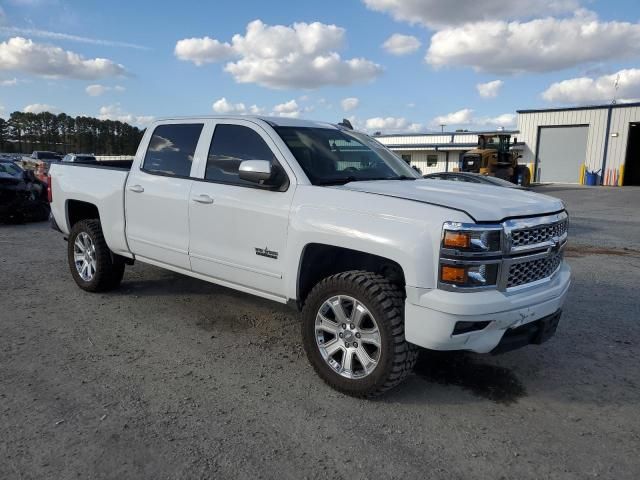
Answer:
(301, 271, 417, 397)
(67, 219, 125, 292)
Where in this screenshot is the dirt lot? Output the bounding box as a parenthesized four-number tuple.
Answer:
(1, 186, 639, 480)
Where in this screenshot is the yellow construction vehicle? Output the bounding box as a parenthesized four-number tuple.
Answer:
(459, 134, 531, 187)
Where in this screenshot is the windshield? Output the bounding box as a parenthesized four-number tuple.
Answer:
(274, 126, 420, 185)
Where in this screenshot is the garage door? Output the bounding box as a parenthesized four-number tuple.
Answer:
(537, 126, 589, 183)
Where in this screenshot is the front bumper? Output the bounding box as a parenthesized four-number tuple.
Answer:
(404, 262, 571, 354)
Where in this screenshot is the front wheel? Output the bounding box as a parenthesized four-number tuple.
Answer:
(301, 271, 418, 397)
(67, 219, 125, 292)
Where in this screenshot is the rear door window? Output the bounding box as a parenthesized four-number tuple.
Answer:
(143, 123, 204, 177)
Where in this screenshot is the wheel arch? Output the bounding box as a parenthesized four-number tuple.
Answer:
(294, 243, 406, 310)
(66, 199, 100, 230)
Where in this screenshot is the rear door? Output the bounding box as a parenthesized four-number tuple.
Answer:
(188, 120, 295, 299)
(125, 122, 206, 269)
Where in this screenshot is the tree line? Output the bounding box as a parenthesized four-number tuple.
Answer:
(0, 111, 144, 156)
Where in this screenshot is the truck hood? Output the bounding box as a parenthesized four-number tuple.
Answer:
(336, 179, 564, 222)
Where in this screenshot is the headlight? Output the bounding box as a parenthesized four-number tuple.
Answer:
(439, 262, 499, 288)
(442, 223, 502, 254)
(439, 222, 504, 291)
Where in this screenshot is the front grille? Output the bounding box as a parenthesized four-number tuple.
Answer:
(511, 219, 568, 248)
(507, 252, 563, 288)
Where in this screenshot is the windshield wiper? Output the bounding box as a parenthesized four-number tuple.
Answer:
(315, 176, 359, 186)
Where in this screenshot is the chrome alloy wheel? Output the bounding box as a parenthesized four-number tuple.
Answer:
(73, 232, 97, 281)
(315, 295, 382, 379)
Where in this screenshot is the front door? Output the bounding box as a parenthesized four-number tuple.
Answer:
(125, 122, 205, 269)
(188, 121, 294, 299)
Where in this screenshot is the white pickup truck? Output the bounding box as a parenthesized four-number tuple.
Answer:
(48, 116, 571, 397)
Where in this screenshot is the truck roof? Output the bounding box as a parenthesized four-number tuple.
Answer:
(153, 115, 339, 129)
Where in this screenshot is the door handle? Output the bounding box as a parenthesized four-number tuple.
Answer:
(128, 184, 144, 193)
(193, 194, 214, 204)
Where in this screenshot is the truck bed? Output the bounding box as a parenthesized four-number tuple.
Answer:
(48, 161, 132, 257)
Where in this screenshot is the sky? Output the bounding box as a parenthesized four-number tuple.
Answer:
(1, 0, 640, 133)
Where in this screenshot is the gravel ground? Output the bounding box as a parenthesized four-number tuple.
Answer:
(1, 186, 639, 479)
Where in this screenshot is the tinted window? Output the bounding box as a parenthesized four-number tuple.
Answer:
(205, 124, 277, 186)
(143, 124, 203, 177)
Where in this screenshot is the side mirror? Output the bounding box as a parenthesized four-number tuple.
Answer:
(239, 160, 273, 184)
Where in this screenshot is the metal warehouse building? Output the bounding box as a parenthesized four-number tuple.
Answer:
(517, 103, 640, 186)
(374, 130, 523, 175)
(376, 103, 640, 186)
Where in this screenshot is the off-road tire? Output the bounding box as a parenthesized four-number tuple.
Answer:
(301, 270, 418, 398)
(67, 219, 125, 292)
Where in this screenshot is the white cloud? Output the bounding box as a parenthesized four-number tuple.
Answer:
(341, 97, 359, 112)
(430, 109, 516, 129)
(382, 33, 421, 55)
(175, 20, 382, 89)
(0, 26, 148, 50)
(542, 69, 640, 104)
(358, 116, 423, 134)
(426, 11, 640, 74)
(23, 103, 59, 114)
(86, 84, 107, 96)
(98, 104, 154, 127)
(86, 84, 125, 96)
(362, 0, 579, 28)
(273, 99, 300, 118)
(365, 116, 408, 130)
(210, 98, 268, 115)
(407, 122, 423, 132)
(0, 37, 127, 79)
(477, 80, 503, 98)
(478, 113, 517, 128)
(174, 37, 234, 66)
(1, 77, 18, 86)
(431, 108, 474, 126)
(212, 97, 247, 114)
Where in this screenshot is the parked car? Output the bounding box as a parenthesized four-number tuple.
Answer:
(62, 153, 98, 164)
(22, 151, 62, 181)
(48, 116, 570, 397)
(29, 151, 62, 162)
(0, 159, 50, 223)
(424, 171, 529, 189)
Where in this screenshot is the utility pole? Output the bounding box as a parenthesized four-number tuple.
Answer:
(440, 124, 446, 133)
